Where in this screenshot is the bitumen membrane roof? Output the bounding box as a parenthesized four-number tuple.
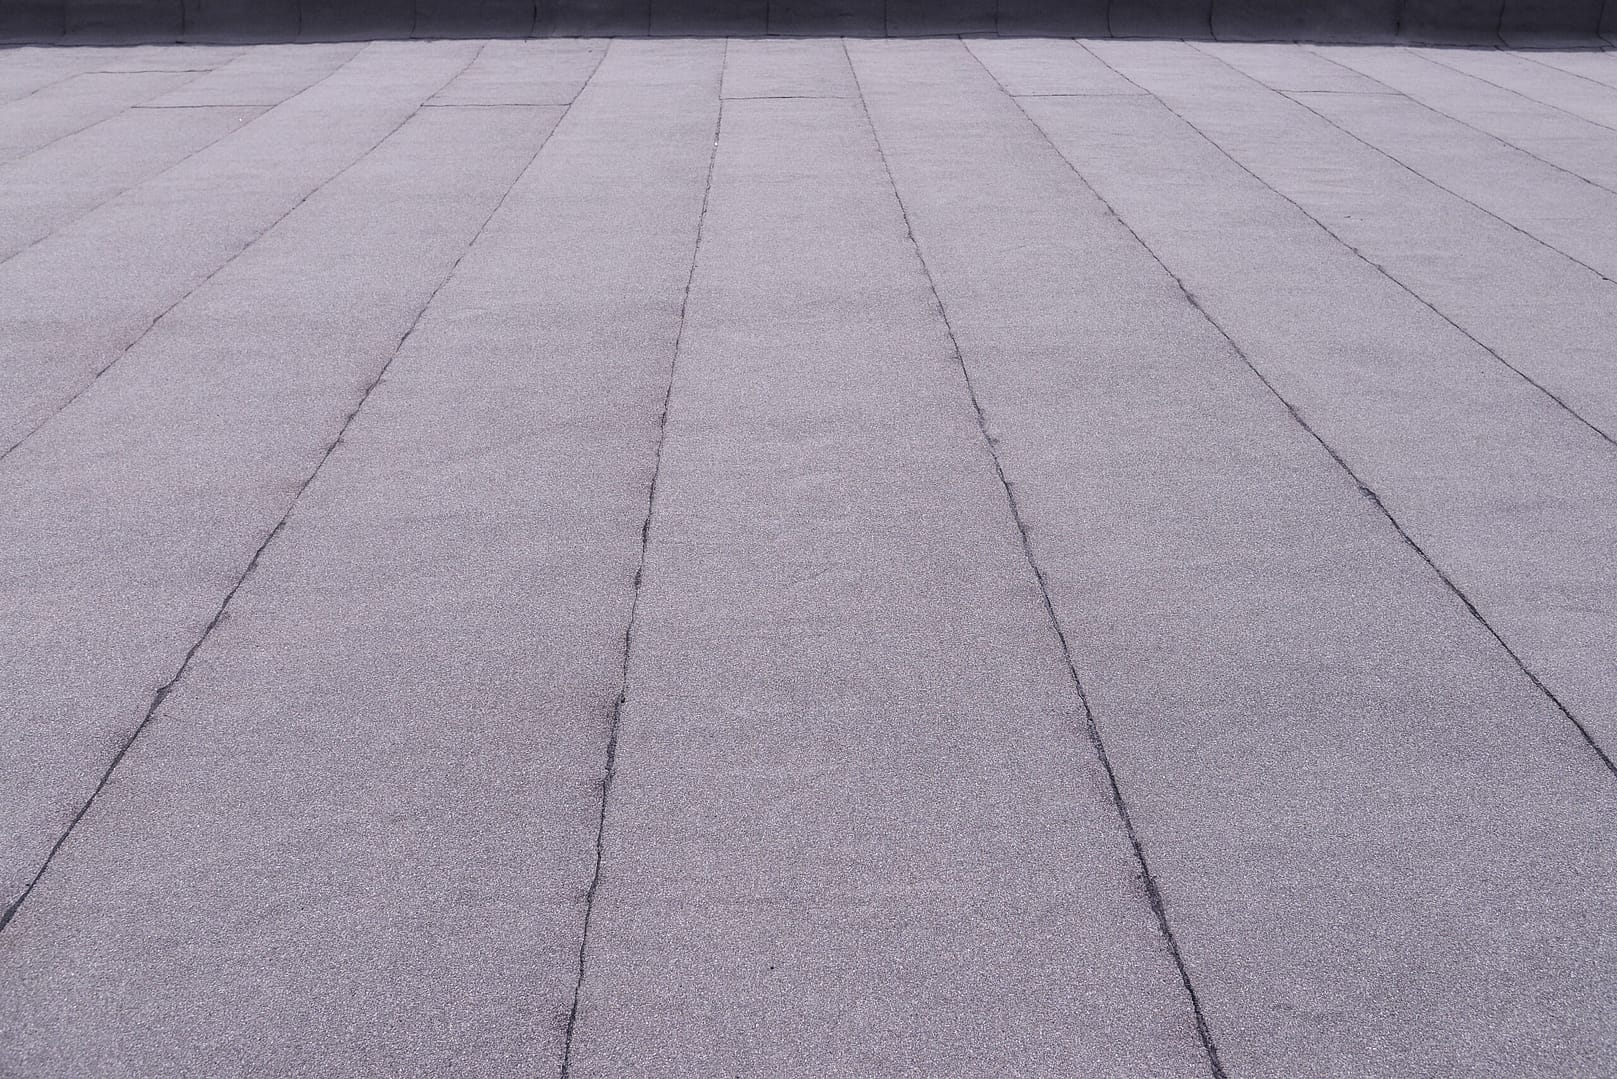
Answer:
(2, 33, 1616, 1077)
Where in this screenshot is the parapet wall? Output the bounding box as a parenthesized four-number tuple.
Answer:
(2, 0, 1612, 44)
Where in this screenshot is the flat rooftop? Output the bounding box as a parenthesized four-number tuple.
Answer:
(2, 35, 1616, 1077)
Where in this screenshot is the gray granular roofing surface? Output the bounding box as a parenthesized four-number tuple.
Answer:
(2, 34, 1616, 1078)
